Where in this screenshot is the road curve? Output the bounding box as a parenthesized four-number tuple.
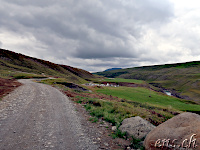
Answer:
(0, 79, 98, 150)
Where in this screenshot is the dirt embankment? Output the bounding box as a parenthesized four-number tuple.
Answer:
(0, 78, 22, 98)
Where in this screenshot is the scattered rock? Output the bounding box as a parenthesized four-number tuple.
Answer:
(126, 146, 130, 149)
(104, 142, 109, 146)
(112, 126, 117, 131)
(119, 116, 155, 139)
(144, 112, 200, 150)
(97, 137, 101, 141)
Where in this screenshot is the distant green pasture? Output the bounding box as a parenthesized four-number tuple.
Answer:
(97, 86, 200, 112)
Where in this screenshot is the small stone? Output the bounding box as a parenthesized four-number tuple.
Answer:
(112, 126, 117, 131)
(97, 138, 101, 141)
(126, 146, 131, 150)
(104, 142, 109, 146)
(44, 145, 48, 148)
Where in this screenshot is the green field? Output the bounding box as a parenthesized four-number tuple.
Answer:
(97, 86, 200, 112)
(95, 61, 200, 104)
(103, 78, 144, 84)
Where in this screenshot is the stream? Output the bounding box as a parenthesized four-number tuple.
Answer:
(164, 90, 172, 96)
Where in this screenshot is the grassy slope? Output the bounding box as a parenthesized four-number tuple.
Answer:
(95, 62, 200, 104)
(96, 86, 200, 112)
(0, 49, 95, 83)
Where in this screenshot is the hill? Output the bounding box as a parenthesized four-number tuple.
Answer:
(0, 49, 95, 83)
(104, 68, 122, 72)
(95, 61, 200, 104)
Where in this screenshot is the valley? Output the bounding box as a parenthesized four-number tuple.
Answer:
(1, 49, 200, 149)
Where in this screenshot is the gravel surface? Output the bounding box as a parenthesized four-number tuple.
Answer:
(0, 79, 99, 150)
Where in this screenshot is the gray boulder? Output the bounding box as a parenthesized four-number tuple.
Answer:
(119, 116, 155, 139)
(144, 112, 200, 150)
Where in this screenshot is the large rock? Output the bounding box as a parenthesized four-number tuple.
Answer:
(119, 116, 155, 139)
(144, 112, 200, 150)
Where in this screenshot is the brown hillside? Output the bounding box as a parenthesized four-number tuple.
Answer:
(0, 49, 94, 80)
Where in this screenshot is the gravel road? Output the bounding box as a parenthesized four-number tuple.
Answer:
(0, 79, 99, 150)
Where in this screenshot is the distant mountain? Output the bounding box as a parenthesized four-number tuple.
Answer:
(0, 49, 95, 83)
(104, 68, 122, 72)
(95, 61, 200, 104)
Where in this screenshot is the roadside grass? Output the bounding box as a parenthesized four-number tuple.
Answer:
(110, 129, 127, 139)
(130, 137, 145, 150)
(88, 117, 99, 123)
(73, 94, 176, 126)
(96, 86, 200, 112)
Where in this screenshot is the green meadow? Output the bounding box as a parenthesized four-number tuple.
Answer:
(96, 86, 200, 112)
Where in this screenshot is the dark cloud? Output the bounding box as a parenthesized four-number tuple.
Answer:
(0, 0, 179, 72)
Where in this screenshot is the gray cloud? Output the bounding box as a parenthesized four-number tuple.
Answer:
(2, 0, 194, 72)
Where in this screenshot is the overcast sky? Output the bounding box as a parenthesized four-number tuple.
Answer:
(1, 0, 200, 72)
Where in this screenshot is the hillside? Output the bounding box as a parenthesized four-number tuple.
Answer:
(95, 61, 200, 104)
(104, 68, 122, 72)
(0, 49, 95, 83)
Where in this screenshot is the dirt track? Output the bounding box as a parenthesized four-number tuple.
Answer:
(0, 79, 99, 150)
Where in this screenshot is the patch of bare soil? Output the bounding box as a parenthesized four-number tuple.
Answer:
(0, 78, 22, 99)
